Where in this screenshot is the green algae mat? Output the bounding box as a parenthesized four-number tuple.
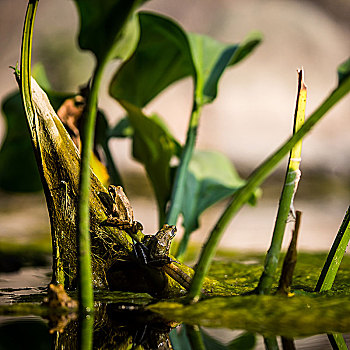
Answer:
(1, 251, 350, 339)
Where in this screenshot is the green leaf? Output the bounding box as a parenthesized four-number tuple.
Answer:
(124, 102, 180, 221)
(0, 91, 42, 192)
(315, 206, 350, 292)
(181, 151, 260, 233)
(169, 326, 192, 350)
(112, 13, 141, 61)
(189, 31, 262, 104)
(337, 57, 350, 85)
(110, 12, 262, 107)
(110, 12, 194, 108)
(74, 0, 142, 63)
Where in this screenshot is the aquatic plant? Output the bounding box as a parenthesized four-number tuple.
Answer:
(2, 0, 350, 348)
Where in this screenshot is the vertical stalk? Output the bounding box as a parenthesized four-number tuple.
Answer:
(78, 313, 94, 350)
(175, 228, 191, 260)
(276, 211, 302, 296)
(314, 207, 350, 350)
(20, 0, 38, 132)
(315, 206, 350, 292)
(166, 103, 201, 225)
(77, 60, 107, 314)
(264, 336, 280, 350)
(257, 70, 307, 294)
(328, 333, 348, 350)
(185, 324, 206, 350)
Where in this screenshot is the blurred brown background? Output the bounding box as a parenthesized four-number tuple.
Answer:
(0, 0, 349, 252)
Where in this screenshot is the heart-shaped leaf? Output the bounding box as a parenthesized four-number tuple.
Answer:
(110, 12, 262, 108)
(110, 12, 194, 108)
(74, 0, 142, 63)
(188, 31, 262, 105)
(181, 151, 260, 233)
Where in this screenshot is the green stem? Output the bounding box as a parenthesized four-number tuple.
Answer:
(314, 206, 350, 350)
(257, 71, 306, 295)
(20, 0, 38, 133)
(185, 324, 206, 350)
(264, 336, 280, 350)
(166, 103, 201, 225)
(175, 228, 191, 260)
(315, 206, 350, 292)
(78, 59, 108, 314)
(78, 314, 94, 350)
(186, 73, 350, 303)
(328, 333, 348, 350)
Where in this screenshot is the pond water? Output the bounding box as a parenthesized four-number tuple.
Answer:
(1, 255, 350, 349)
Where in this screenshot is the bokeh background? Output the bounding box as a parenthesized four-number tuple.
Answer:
(0, 0, 349, 252)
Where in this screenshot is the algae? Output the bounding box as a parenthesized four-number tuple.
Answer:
(2, 252, 350, 338)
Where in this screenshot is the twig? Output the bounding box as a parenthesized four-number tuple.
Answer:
(277, 211, 302, 295)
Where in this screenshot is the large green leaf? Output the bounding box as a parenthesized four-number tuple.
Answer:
(124, 102, 180, 222)
(110, 12, 194, 108)
(74, 0, 142, 63)
(181, 151, 260, 233)
(110, 12, 262, 107)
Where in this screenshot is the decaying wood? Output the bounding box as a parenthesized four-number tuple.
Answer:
(30, 78, 131, 288)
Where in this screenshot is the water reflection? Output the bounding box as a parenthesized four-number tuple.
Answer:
(52, 302, 174, 349)
(0, 310, 347, 349)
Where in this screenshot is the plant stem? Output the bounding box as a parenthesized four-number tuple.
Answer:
(328, 333, 348, 350)
(166, 103, 201, 225)
(175, 228, 191, 260)
(77, 60, 108, 314)
(186, 70, 350, 303)
(78, 313, 94, 350)
(264, 336, 280, 350)
(257, 70, 306, 295)
(315, 206, 350, 292)
(276, 211, 302, 295)
(314, 206, 350, 350)
(20, 0, 38, 135)
(185, 324, 206, 350)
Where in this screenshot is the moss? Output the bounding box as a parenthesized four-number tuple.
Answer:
(2, 252, 350, 337)
(148, 294, 350, 337)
